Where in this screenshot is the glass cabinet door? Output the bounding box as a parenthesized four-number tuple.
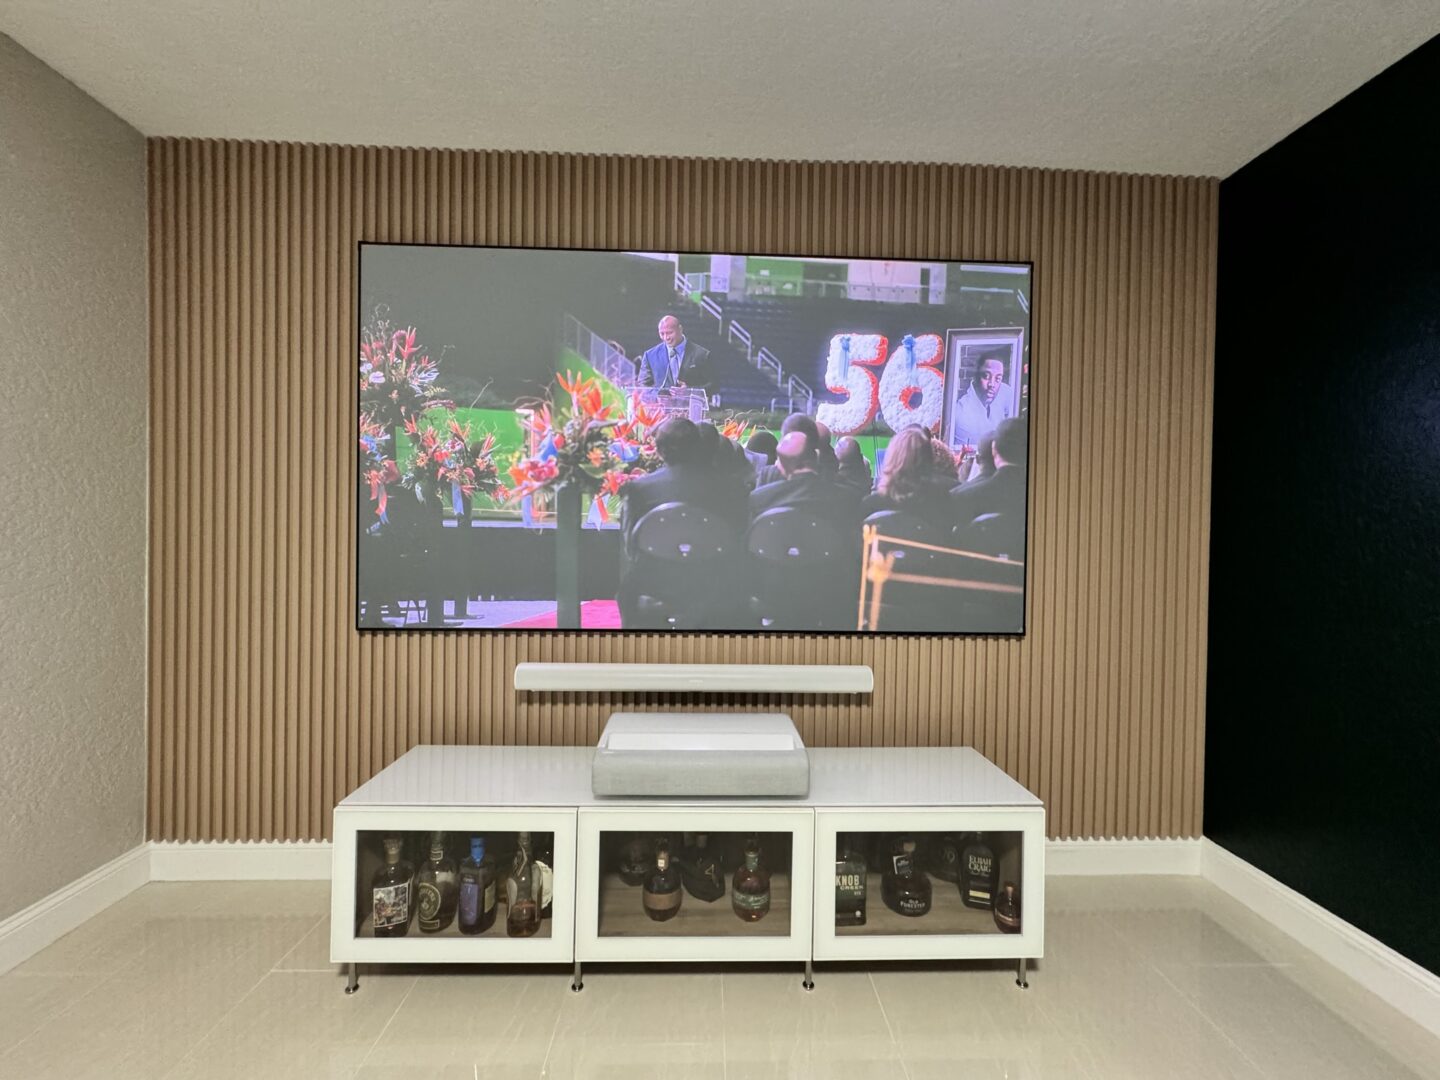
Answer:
(812, 809, 1044, 962)
(331, 808, 576, 964)
(576, 809, 814, 963)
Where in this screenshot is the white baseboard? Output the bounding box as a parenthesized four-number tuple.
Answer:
(149, 841, 332, 881)
(1046, 837, 1202, 876)
(0, 844, 150, 976)
(1201, 839, 1440, 1037)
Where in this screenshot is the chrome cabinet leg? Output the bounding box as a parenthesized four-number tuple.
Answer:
(1015, 957, 1028, 989)
(571, 960, 584, 992)
(803, 958, 815, 991)
(344, 962, 360, 995)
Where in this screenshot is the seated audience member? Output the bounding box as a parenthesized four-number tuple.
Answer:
(618, 417, 748, 623)
(620, 417, 746, 540)
(814, 420, 840, 476)
(834, 436, 873, 492)
(755, 412, 822, 487)
(745, 430, 779, 466)
(748, 432, 863, 523)
(949, 416, 1028, 530)
(695, 421, 724, 466)
(860, 425, 958, 525)
(956, 433, 998, 488)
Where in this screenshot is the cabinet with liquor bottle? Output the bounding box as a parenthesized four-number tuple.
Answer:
(811, 810, 1043, 964)
(575, 809, 814, 964)
(331, 808, 576, 966)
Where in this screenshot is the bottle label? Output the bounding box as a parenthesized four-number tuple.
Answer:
(896, 894, 930, 916)
(836, 865, 867, 907)
(645, 888, 683, 913)
(483, 880, 497, 913)
(892, 853, 914, 876)
(459, 881, 479, 925)
(732, 889, 769, 911)
(373, 882, 409, 929)
(417, 881, 441, 922)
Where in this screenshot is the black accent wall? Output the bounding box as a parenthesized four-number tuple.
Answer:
(1207, 35, 1440, 974)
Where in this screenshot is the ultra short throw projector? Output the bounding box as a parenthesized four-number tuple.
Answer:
(592, 712, 809, 797)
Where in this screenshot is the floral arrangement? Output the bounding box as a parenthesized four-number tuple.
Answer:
(359, 317, 451, 434)
(816, 333, 888, 436)
(506, 373, 701, 523)
(401, 416, 500, 515)
(358, 314, 502, 525)
(877, 333, 945, 433)
(506, 372, 624, 517)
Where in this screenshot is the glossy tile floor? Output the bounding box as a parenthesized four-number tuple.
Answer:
(0, 876, 1436, 1079)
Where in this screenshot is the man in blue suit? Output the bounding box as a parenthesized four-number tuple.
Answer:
(637, 315, 713, 394)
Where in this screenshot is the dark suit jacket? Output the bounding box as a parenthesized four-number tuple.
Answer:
(619, 463, 747, 547)
(949, 464, 1027, 527)
(836, 457, 873, 493)
(637, 339, 713, 391)
(748, 470, 863, 526)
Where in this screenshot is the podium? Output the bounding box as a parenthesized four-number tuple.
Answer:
(632, 386, 709, 423)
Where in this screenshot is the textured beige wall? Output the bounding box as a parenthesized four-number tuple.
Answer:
(0, 35, 147, 918)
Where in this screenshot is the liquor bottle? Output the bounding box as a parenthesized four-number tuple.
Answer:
(534, 833, 555, 920)
(993, 881, 1021, 933)
(506, 831, 542, 938)
(835, 834, 868, 927)
(882, 838, 932, 917)
(679, 833, 725, 903)
(416, 832, 459, 933)
(731, 839, 771, 922)
(457, 837, 498, 935)
(618, 834, 651, 886)
(960, 833, 997, 910)
(642, 840, 684, 922)
(371, 836, 413, 937)
(927, 833, 968, 884)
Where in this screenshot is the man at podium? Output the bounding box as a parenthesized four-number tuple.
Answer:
(637, 315, 713, 395)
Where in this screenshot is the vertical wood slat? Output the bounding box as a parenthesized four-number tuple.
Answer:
(147, 140, 1217, 842)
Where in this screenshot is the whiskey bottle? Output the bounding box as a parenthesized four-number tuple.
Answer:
(371, 836, 413, 937)
(642, 840, 684, 922)
(993, 881, 1021, 933)
(457, 837, 498, 936)
(679, 833, 725, 903)
(416, 832, 459, 933)
(731, 839, 771, 922)
(618, 834, 651, 886)
(882, 838, 932, 917)
(534, 833, 555, 920)
(927, 833, 967, 884)
(960, 833, 997, 910)
(506, 831, 542, 938)
(835, 834, 868, 927)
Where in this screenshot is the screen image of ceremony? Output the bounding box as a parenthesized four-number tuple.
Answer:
(357, 245, 1032, 633)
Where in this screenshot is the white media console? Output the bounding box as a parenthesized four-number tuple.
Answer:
(331, 744, 1045, 992)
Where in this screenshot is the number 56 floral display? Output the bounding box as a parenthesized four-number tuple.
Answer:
(816, 332, 946, 437)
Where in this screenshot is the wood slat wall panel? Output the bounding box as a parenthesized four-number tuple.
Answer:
(147, 139, 1217, 841)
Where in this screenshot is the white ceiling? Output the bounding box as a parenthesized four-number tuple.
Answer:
(2, 0, 1437, 177)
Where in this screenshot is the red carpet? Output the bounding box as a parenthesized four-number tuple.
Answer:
(503, 600, 622, 629)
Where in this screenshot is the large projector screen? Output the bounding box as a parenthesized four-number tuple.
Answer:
(357, 244, 1032, 633)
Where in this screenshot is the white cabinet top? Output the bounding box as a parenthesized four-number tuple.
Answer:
(338, 745, 1041, 810)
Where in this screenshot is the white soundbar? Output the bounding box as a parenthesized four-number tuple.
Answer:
(512, 662, 873, 694)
